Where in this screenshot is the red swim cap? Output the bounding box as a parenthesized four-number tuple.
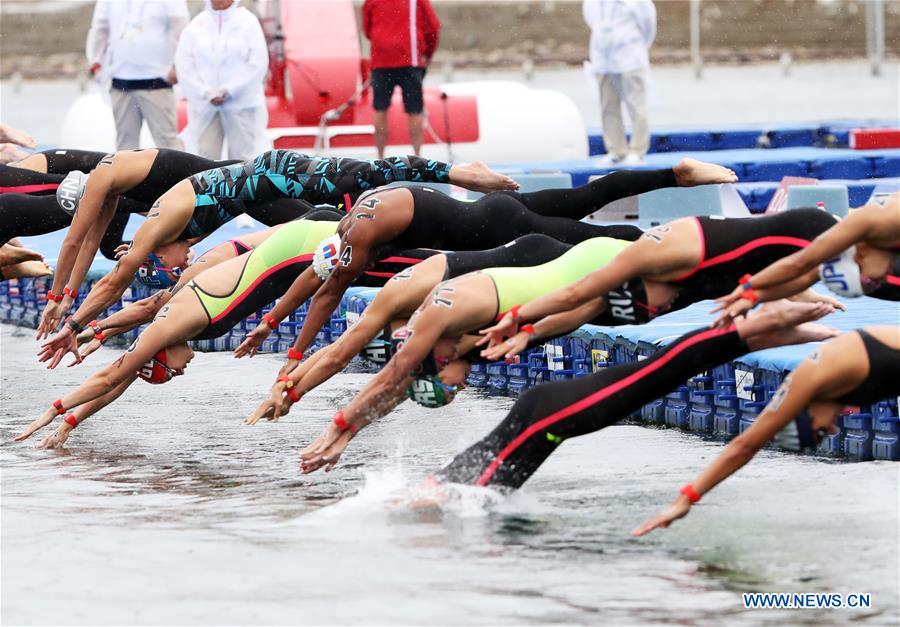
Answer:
(137, 349, 172, 384)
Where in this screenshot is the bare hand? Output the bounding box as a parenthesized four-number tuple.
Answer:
(244, 380, 295, 425)
(299, 422, 355, 474)
(38, 328, 81, 369)
(277, 358, 300, 378)
(36, 300, 64, 340)
(114, 243, 131, 260)
(631, 497, 692, 537)
(72, 337, 103, 365)
(14, 408, 57, 442)
(711, 297, 753, 328)
(234, 323, 272, 359)
(711, 285, 744, 314)
(481, 330, 529, 361)
(39, 424, 73, 448)
(476, 312, 517, 349)
(788, 289, 846, 311)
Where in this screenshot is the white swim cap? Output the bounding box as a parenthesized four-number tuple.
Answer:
(312, 234, 342, 280)
(56, 170, 88, 216)
(819, 246, 864, 298)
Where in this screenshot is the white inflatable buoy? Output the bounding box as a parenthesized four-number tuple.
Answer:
(61, 90, 155, 152)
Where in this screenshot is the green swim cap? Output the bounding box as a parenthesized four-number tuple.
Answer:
(407, 375, 457, 408)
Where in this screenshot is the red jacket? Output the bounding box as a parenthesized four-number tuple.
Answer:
(362, 0, 441, 69)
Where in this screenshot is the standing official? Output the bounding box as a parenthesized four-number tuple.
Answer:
(176, 0, 270, 160)
(583, 0, 656, 166)
(362, 0, 441, 158)
(87, 0, 189, 150)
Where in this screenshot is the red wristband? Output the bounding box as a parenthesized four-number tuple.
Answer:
(46, 291, 63, 303)
(738, 273, 753, 288)
(332, 410, 357, 433)
(508, 304, 522, 323)
(276, 375, 302, 403)
(64, 414, 78, 428)
(63, 287, 78, 299)
(287, 348, 304, 361)
(262, 313, 278, 329)
(52, 399, 66, 415)
(680, 483, 701, 503)
(89, 320, 105, 342)
(740, 286, 759, 304)
(519, 324, 536, 338)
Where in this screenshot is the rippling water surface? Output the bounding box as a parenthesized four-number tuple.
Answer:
(2, 325, 897, 625)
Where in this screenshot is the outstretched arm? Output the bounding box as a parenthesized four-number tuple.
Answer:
(235, 267, 323, 362)
(713, 268, 833, 325)
(481, 297, 605, 361)
(480, 251, 642, 347)
(38, 166, 118, 338)
(48, 164, 116, 296)
(18, 329, 166, 442)
(298, 308, 446, 473)
(38, 236, 157, 369)
(632, 338, 848, 537)
(747, 212, 872, 292)
(31, 375, 137, 448)
(288, 247, 369, 362)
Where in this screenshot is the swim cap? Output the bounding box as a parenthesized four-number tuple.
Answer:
(819, 246, 864, 298)
(135, 253, 181, 289)
(390, 327, 440, 375)
(407, 375, 457, 408)
(137, 349, 173, 384)
(56, 170, 88, 216)
(312, 234, 342, 280)
(359, 326, 394, 364)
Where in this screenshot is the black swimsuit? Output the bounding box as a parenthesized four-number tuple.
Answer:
(394, 185, 644, 251)
(443, 233, 572, 279)
(662, 208, 840, 312)
(393, 168, 684, 251)
(439, 325, 751, 489)
(40, 149, 108, 174)
(835, 330, 900, 406)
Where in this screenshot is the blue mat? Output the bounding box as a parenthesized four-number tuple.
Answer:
(603, 290, 899, 371)
(587, 118, 900, 155)
(498, 147, 900, 187)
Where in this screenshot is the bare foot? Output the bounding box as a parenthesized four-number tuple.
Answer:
(0, 260, 52, 280)
(673, 157, 738, 186)
(741, 300, 837, 350)
(0, 245, 44, 266)
(0, 143, 29, 165)
(0, 123, 36, 148)
(450, 161, 520, 193)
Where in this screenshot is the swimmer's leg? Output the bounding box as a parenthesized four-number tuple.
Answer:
(510, 158, 738, 220)
(439, 325, 754, 490)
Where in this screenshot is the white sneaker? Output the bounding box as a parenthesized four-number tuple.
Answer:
(621, 153, 645, 166)
(596, 154, 624, 167)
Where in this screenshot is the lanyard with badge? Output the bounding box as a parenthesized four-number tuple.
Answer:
(120, 0, 147, 40)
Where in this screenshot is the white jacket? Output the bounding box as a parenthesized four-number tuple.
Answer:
(583, 0, 656, 74)
(87, 0, 189, 80)
(175, 1, 269, 156)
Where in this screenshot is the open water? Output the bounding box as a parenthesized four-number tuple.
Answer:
(2, 325, 898, 625)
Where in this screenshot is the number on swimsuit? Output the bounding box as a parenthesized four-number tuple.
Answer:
(339, 246, 353, 267)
